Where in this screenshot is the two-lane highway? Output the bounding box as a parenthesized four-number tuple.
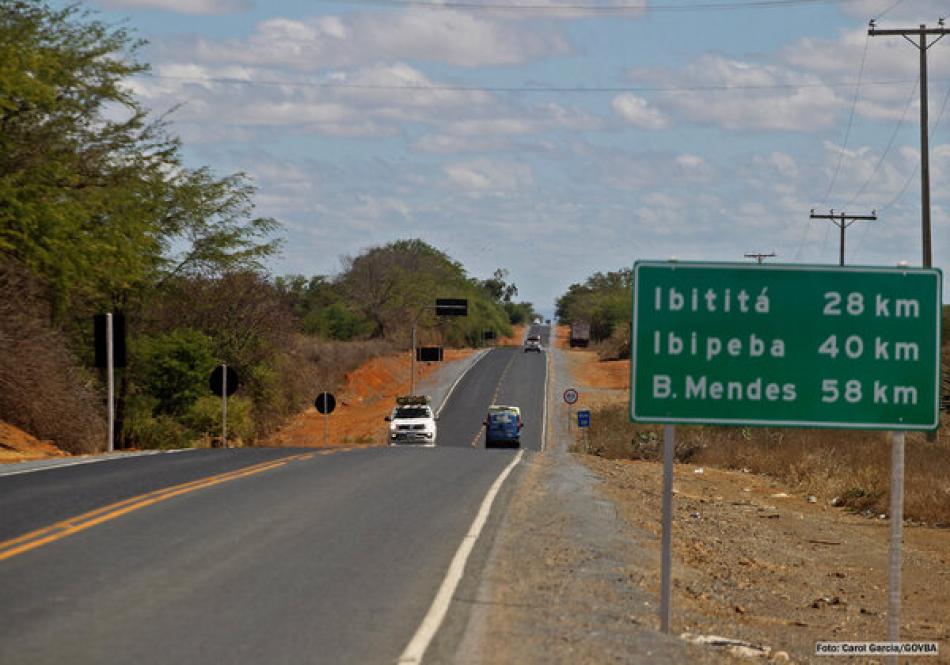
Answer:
(0, 326, 551, 665)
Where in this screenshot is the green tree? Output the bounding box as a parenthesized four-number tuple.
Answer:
(0, 2, 279, 321)
(133, 328, 216, 416)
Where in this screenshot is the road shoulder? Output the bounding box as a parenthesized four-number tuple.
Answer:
(443, 339, 726, 664)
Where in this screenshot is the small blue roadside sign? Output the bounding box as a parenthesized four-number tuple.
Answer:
(577, 410, 591, 428)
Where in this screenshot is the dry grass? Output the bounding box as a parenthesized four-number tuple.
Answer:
(582, 404, 950, 526)
(0, 260, 105, 454)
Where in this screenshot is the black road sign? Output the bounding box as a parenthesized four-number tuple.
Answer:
(94, 313, 127, 368)
(435, 298, 468, 316)
(416, 346, 443, 362)
(314, 391, 336, 415)
(483, 330, 496, 341)
(209, 365, 240, 397)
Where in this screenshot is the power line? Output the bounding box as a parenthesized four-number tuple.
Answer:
(843, 75, 918, 208)
(820, 33, 870, 205)
(869, 20, 949, 268)
(879, 81, 950, 212)
(810, 209, 876, 266)
(873, 0, 905, 20)
(312, 0, 860, 11)
(136, 72, 935, 94)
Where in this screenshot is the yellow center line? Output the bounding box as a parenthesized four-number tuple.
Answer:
(0, 454, 309, 562)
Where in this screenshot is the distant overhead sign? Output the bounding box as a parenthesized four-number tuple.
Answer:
(630, 261, 942, 430)
(435, 298, 468, 316)
(416, 346, 444, 362)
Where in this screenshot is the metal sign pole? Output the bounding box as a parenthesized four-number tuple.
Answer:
(887, 430, 905, 664)
(221, 363, 228, 448)
(106, 313, 114, 453)
(410, 323, 416, 395)
(659, 424, 675, 633)
(323, 391, 329, 447)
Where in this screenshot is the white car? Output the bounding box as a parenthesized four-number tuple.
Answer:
(524, 335, 543, 353)
(386, 397, 438, 446)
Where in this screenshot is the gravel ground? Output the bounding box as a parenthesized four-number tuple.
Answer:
(446, 346, 731, 664)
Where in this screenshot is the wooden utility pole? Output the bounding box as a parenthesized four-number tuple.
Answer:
(868, 20, 948, 268)
(809, 209, 876, 266)
(744, 252, 776, 264)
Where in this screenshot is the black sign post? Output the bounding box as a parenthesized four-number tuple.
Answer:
(314, 391, 336, 446)
(209, 365, 239, 447)
(94, 313, 127, 452)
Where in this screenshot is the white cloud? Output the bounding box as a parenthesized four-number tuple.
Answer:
(631, 55, 842, 131)
(166, 11, 569, 70)
(612, 94, 669, 130)
(444, 159, 534, 191)
(96, 0, 250, 14)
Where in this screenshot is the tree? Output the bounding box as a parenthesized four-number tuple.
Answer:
(0, 3, 279, 321)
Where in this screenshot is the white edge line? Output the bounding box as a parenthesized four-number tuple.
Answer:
(398, 448, 524, 664)
(541, 344, 550, 452)
(0, 448, 199, 478)
(435, 349, 491, 419)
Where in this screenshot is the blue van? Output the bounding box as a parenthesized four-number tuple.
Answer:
(485, 405, 522, 448)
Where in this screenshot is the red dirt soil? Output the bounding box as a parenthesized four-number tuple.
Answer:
(0, 422, 69, 463)
(264, 347, 479, 448)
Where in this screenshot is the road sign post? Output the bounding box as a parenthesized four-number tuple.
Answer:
(563, 388, 579, 435)
(221, 363, 228, 448)
(659, 424, 674, 633)
(314, 392, 336, 447)
(209, 365, 239, 448)
(107, 313, 114, 453)
(630, 260, 942, 636)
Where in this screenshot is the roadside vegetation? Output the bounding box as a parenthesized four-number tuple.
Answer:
(0, 3, 535, 454)
(579, 406, 950, 525)
(555, 269, 632, 359)
(561, 270, 950, 525)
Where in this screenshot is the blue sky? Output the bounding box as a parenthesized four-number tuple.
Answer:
(80, 0, 948, 313)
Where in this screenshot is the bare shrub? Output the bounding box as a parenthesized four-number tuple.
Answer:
(294, 336, 395, 391)
(0, 259, 105, 453)
(583, 404, 950, 525)
(595, 324, 630, 361)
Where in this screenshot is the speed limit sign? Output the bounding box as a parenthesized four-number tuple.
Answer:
(563, 388, 579, 405)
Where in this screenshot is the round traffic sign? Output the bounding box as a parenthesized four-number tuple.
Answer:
(209, 365, 239, 397)
(314, 391, 336, 415)
(563, 388, 579, 405)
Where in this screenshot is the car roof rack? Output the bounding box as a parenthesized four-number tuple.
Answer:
(396, 395, 431, 406)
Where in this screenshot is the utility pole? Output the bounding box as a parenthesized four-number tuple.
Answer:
(869, 19, 948, 268)
(744, 252, 776, 264)
(810, 209, 877, 266)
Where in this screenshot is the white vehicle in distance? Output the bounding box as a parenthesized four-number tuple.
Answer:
(385, 395, 438, 447)
(524, 334, 543, 353)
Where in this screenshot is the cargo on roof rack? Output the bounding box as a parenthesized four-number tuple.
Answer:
(396, 395, 431, 406)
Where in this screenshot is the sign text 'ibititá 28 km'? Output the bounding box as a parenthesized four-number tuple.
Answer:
(630, 261, 942, 430)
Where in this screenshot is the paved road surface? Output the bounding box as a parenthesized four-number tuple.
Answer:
(0, 326, 550, 665)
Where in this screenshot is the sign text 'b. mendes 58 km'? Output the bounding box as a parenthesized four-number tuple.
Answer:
(630, 261, 942, 431)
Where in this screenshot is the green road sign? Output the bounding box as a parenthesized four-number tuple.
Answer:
(630, 261, 942, 430)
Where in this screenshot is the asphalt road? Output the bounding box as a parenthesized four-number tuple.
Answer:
(437, 323, 548, 451)
(0, 326, 550, 665)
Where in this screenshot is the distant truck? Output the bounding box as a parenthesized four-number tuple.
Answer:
(569, 322, 590, 348)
